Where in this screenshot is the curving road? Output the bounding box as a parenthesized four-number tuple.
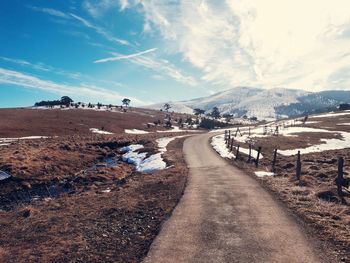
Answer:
(144, 133, 325, 263)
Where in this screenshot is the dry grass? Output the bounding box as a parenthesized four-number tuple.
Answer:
(225, 115, 350, 261)
(0, 135, 189, 262)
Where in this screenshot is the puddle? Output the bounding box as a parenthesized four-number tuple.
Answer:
(89, 157, 118, 171)
(0, 181, 75, 211)
(0, 157, 120, 211)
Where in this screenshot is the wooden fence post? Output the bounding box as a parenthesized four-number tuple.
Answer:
(272, 149, 278, 173)
(247, 144, 252, 163)
(228, 130, 231, 141)
(230, 138, 234, 152)
(225, 130, 227, 144)
(336, 157, 344, 203)
(255, 147, 262, 167)
(235, 145, 240, 160)
(296, 151, 302, 181)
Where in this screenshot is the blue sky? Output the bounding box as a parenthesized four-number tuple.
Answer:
(1, 0, 350, 108)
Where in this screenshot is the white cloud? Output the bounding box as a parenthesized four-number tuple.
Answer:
(119, 0, 130, 11)
(94, 48, 158, 63)
(0, 68, 144, 105)
(30, 6, 70, 18)
(0, 56, 83, 80)
(70, 13, 130, 46)
(130, 55, 198, 87)
(83, 0, 120, 17)
(135, 0, 350, 91)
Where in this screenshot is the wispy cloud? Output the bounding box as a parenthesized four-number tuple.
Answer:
(0, 56, 82, 79)
(0, 56, 126, 88)
(83, 0, 120, 17)
(0, 68, 144, 105)
(29, 6, 70, 19)
(70, 13, 130, 46)
(94, 48, 157, 63)
(30, 6, 130, 47)
(130, 55, 198, 87)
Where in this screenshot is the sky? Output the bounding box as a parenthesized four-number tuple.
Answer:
(1, 0, 350, 108)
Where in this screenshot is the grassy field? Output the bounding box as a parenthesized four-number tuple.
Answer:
(0, 108, 195, 262)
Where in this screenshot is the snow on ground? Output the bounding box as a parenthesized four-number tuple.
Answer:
(211, 134, 235, 159)
(278, 131, 350, 156)
(157, 126, 200, 133)
(124, 129, 149, 134)
(121, 144, 144, 153)
(337, 123, 350, 126)
(0, 136, 51, 144)
(89, 128, 114, 135)
(255, 171, 274, 177)
(211, 118, 350, 157)
(310, 111, 350, 118)
(0, 144, 10, 147)
(121, 136, 188, 173)
(211, 134, 263, 159)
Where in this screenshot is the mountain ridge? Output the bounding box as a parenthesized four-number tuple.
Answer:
(145, 87, 349, 120)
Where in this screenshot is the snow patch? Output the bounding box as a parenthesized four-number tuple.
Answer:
(310, 112, 350, 118)
(125, 129, 149, 134)
(337, 123, 350, 126)
(0, 136, 51, 143)
(157, 126, 199, 133)
(121, 136, 188, 173)
(89, 128, 114, 135)
(278, 131, 350, 156)
(211, 134, 235, 159)
(255, 171, 274, 177)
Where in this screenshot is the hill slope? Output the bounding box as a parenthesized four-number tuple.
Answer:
(146, 87, 346, 120)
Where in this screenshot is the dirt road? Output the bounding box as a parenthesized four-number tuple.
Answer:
(144, 133, 326, 263)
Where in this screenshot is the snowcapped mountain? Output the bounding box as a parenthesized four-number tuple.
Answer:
(145, 87, 346, 120)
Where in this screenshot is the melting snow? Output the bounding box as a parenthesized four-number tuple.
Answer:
(310, 111, 350, 118)
(211, 134, 263, 159)
(255, 171, 274, 177)
(121, 136, 188, 173)
(0, 136, 51, 144)
(157, 126, 198, 133)
(337, 123, 350, 126)
(125, 129, 150, 134)
(89, 128, 114, 135)
(278, 131, 350, 156)
(211, 134, 235, 159)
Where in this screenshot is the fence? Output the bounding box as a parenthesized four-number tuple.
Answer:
(223, 129, 347, 203)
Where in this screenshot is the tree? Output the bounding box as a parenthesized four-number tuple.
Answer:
(339, 103, 350, 111)
(163, 103, 171, 112)
(211, 107, 221, 119)
(193, 108, 205, 117)
(122, 98, 131, 107)
(223, 113, 233, 123)
(61, 96, 73, 107)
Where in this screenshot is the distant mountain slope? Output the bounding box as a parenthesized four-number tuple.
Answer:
(146, 87, 350, 120)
